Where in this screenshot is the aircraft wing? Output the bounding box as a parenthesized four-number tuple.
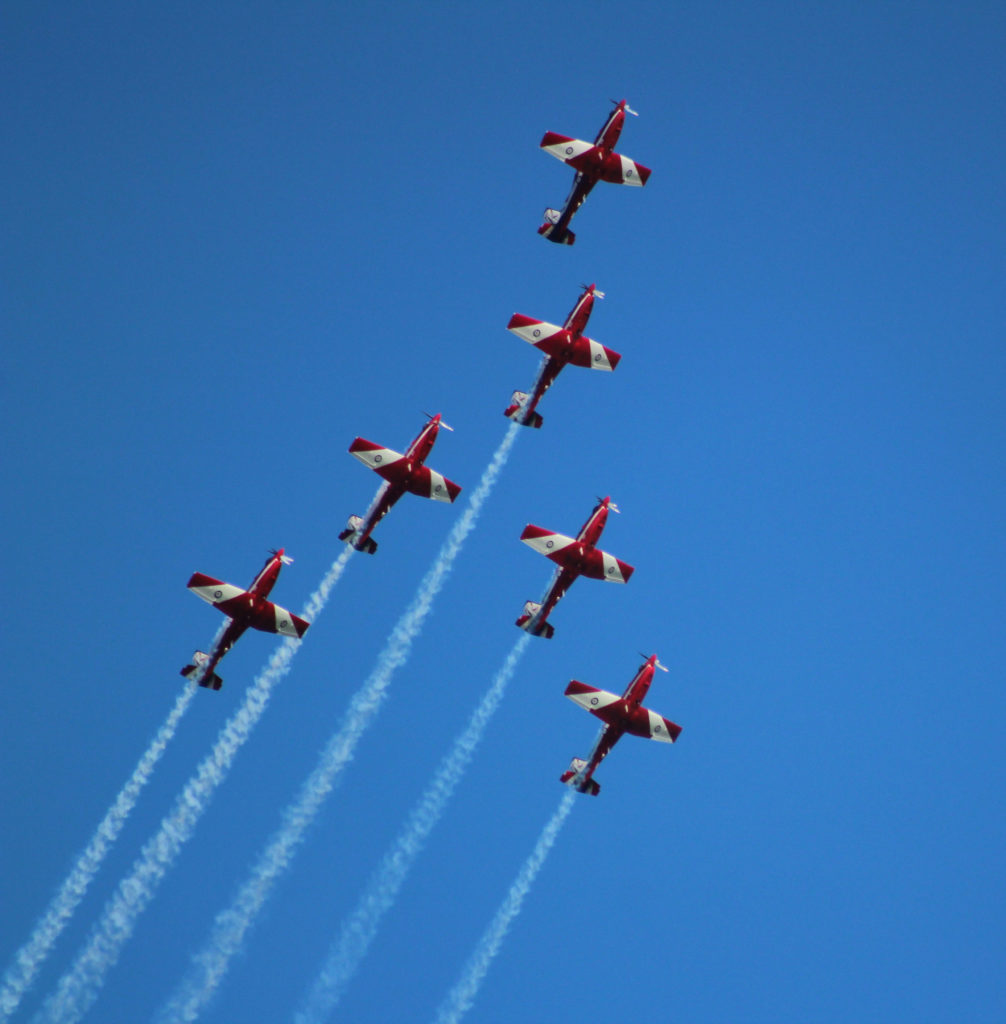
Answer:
(404, 464, 461, 503)
(506, 314, 569, 358)
(540, 132, 597, 168)
(599, 150, 651, 186)
(186, 573, 252, 617)
(566, 335, 621, 371)
(520, 525, 578, 564)
(576, 546, 634, 583)
(247, 599, 310, 639)
(565, 681, 680, 742)
(564, 681, 626, 725)
(348, 438, 409, 484)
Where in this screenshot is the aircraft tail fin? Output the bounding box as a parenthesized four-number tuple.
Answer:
(515, 600, 555, 639)
(339, 516, 378, 554)
(181, 652, 223, 691)
(537, 210, 575, 246)
(504, 392, 543, 429)
(559, 757, 600, 795)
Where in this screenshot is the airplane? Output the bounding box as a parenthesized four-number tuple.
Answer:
(537, 98, 651, 245)
(560, 654, 681, 796)
(516, 496, 634, 639)
(339, 413, 462, 554)
(504, 283, 620, 429)
(181, 548, 310, 691)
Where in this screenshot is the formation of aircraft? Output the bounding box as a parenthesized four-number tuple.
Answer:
(516, 496, 634, 639)
(175, 99, 675, 793)
(181, 549, 311, 690)
(537, 98, 651, 245)
(339, 413, 462, 554)
(504, 283, 620, 429)
(560, 654, 681, 795)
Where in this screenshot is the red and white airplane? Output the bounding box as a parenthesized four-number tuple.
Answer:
(516, 496, 634, 639)
(537, 98, 651, 245)
(181, 548, 310, 691)
(504, 283, 620, 429)
(560, 654, 682, 796)
(339, 413, 462, 554)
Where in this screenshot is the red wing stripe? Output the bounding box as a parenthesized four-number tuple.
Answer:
(187, 576, 248, 608)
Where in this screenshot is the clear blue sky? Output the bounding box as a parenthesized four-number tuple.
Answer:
(3, 2, 1005, 1021)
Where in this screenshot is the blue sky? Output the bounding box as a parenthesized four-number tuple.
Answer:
(3, 2, 1005, 1021)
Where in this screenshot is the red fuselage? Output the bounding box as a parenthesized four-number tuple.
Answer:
(531, 497, 615, 627)
(356, 415, 445, 546)
(540, 100, 639, 243)
(203, 550, 286, 676)
(578, 656, 659, 784)
(523, 285, 598, 417)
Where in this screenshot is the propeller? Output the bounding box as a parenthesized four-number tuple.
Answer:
(422, 411, 454, 431)
(580, 283, 605, 299)
(270, 548, 294, 565)
(639, 652, 669, 672)
(597, 496, 621, 513)
(609, 98, 639, 116)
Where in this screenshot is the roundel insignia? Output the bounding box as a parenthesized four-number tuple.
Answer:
(214, 590, 223, 599)
(565, 146, 574, 155)
(533, 328, 541, 338)
(607, 566, 615, 574)
(590, 697, 599, 705)
(627, 168, 634, 177)
(546, 540, 554, 549)
(434, 484, 442, 492)
(374, 454, 382, 463)
(594, 353, 602, 362)
(280, 620, 289, 629)
(654, 723, 662, 732)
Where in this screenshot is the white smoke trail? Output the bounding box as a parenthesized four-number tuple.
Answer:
(0, 612, 235, 1023)
(153, 423, 520, 1024)
(294, 632, 532, 1023)
(432, 790, 576, 1024)
(0, 684, 197, 1023)
(30, 548, 353, 1024)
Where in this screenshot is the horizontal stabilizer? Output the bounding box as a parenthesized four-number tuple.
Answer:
(504, 392, 543, 428)
(515, 600, 554, 639)
(180, 653, 223, 691)
(559, 758, 600, 795)
(538, 212, 575, 246)
(339, 516, 378, 554)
